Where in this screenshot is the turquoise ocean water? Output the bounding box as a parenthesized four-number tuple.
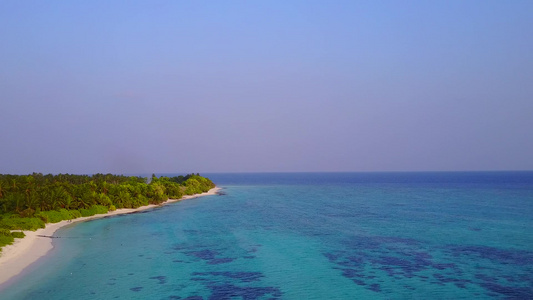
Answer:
(1, 172, 532, 299)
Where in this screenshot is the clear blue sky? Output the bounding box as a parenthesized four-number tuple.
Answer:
(1, 1, 532, 174)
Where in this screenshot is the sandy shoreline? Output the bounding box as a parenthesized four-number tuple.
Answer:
(0, 187, 221, 287)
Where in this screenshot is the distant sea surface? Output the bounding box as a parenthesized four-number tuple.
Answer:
(2, 172, 532, 299)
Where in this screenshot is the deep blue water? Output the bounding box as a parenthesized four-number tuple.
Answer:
(1, 172, 532, 299)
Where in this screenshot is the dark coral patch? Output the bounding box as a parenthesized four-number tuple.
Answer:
(446, 245, 533, 266)
(149, 275, 167, 284)
(186, 249, 219, 260)
(208, 284, 282, 299)
(432, 263, 456, 270)
(480, 282, 533, 299)
(182, 248, 237, 265)
(192, 272, 264, 283)
(343, 236, 420, 250)
(323, 235, 487, 294)
(475, 273, 497, 282)
(190, 271, 282, 299)
(207, 258, 235, 265)
(130, 287, 143, 292)
(352, 279, 366, 286)
(369, 283, 381, 292)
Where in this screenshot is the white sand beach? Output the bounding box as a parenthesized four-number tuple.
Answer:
(0, 187, 221, 287)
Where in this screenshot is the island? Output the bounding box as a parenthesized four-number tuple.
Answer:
(0, 173, 219, 286)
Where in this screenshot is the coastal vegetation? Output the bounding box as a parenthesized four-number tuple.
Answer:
(0, 173, 215, 252)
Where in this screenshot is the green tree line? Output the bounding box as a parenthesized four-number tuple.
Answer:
(0, 173, 215, 251)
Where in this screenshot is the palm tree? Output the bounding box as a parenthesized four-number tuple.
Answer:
(73, 196, 85, 209)
(38, 189, 51, 211)
(24, 188, 39, 211)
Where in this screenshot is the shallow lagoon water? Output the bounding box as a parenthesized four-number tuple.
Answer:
(2, 172, 532, 299)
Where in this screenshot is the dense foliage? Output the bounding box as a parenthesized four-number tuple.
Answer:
(0, 173, 215, 251)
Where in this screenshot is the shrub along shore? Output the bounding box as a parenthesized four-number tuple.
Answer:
(0, 173, 215, 252)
